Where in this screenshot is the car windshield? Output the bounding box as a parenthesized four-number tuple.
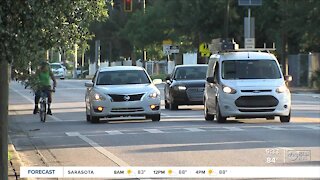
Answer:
(50, 64, 62, 70)
(96, 70, 151, 85)
(174, 66, 207, 80)
(222, 60, 282, 79)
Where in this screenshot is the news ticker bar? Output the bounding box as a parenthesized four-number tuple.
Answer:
(21, 166, 320, 178)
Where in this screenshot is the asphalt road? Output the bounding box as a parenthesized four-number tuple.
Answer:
(8, 80, 320, 176)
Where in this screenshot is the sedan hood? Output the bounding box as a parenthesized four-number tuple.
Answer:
(173, 80, 206, 87)
(95, 84, 158, 94)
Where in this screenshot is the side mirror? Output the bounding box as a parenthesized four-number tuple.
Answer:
(85, 82, 93, 87)
(206, 77, 215, 83)
(152, 79, 163, 85)
(165, 75, 171, 81)
(284, 75, 292, 82)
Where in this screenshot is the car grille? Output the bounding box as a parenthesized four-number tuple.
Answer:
(239, 108, 276, 112)
(108, 93, 144, 102)
(186, 87, 204, 101)
(235, 95, 279, 108)
(241, 89, 272, 93)
(111, 107, 144, 113)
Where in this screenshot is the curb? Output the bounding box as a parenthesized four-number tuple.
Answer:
(8, 136, 27, 180)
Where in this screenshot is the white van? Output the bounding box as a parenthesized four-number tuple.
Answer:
(204, 51, 292, 123)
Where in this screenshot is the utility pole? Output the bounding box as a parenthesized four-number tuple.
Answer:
(142, 0, 147, 67)
(0, 59, 9, 180)
(224, 0, 230, 39)
(73, 44, 78, 79)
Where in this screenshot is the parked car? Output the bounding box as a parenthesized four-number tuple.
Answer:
(85, 66, 162, 123)
(164, 64, 208, 110)
(204, 51, 292, 123)
(50, 63, 67, 79)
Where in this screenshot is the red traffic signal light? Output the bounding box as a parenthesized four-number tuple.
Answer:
(124, 0, 132, 12)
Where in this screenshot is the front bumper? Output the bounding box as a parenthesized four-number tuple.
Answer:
(218, 91, 291, 118)
(89, 98, 161, 117)
(171, 87, 204, 105)
(53, 71, 65, 78)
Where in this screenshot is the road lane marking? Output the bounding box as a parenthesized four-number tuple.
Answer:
(303, 125, 320, 130)
(10, 86, 34, 103)
(184, 128, 206, 132)
(10, 86, 63, 122)
(49, 115, 63, 122)
(224, 127, 244, 131)
(105, 130, 124, 135)
(144, 129, 164, 133)
(264, 126, 286, 130)
(66, 132, 130, 166)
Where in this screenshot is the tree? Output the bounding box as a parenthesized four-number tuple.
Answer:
(0, 1, 107, 179)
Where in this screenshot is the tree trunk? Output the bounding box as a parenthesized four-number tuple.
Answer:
(0, 60, 9, 180)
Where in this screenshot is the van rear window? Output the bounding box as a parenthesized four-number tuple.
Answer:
(222, 60, 282, 79)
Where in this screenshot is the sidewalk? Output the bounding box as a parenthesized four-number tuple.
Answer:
(8, 136, 24, 180)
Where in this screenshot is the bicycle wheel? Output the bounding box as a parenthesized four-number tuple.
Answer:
(40, 100, 47, 122)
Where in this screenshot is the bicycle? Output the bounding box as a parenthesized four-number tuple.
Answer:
(39, 89, 55, 122)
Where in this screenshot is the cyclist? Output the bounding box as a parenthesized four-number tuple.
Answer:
(33, 61, 57, 115)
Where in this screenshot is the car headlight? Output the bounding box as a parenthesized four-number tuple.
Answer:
(92, 92, 106, 101)
(174, 86, 187, 91)
(222, 85, 237, 94)
(149, 92, 160, 98)
(276, 85, 288, 93)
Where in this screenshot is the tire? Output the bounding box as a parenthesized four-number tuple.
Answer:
(90, 115, 100, 123)
(165, 100, 169, 109)
(215, 100, 226, 123)
(169, 101, 178, 110)
(204, 101, 214, 121)
(40, 102, 46, 122)
(86, 114, 91, 122)
(149, 114, 161, 122)
(280, 111, 291, 123)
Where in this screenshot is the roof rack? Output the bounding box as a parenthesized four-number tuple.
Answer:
(209, 38, 276, 54)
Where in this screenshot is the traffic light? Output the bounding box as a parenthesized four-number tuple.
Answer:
(123, 0, 132, 12)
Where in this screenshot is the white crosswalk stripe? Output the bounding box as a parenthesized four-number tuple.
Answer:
(144, 129, 164, 133)
(264, 126, 286, 130)
(184, 128, 206, 132)
(303, 125, 320, 130)
(105, 130, 124, 135)
(224, 127, 244, 131)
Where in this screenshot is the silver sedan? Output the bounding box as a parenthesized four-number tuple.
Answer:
(85, 66, 162, 123)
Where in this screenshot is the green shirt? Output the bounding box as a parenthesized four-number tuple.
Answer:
(38, 71, 51, 87)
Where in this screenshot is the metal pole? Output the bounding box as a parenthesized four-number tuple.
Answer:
(248, 8, 251, 38)
(143, 0, 146, 68)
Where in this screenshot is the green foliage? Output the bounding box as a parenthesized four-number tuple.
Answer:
(117, 0, 320, 58)
(0, 0, 108, 83)
(8, 152, 11, 161)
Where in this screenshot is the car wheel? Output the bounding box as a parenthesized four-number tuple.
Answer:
(280, 111, 291, 123)
(90, 115, 100, 123)
(86, 114, 91, 122)
(165, 100, 169, 109)
(204, 101, 214, 121)
(215, 100, 226, 123)
(149, 114, 161, 122)
(169, 101, 178, 110)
